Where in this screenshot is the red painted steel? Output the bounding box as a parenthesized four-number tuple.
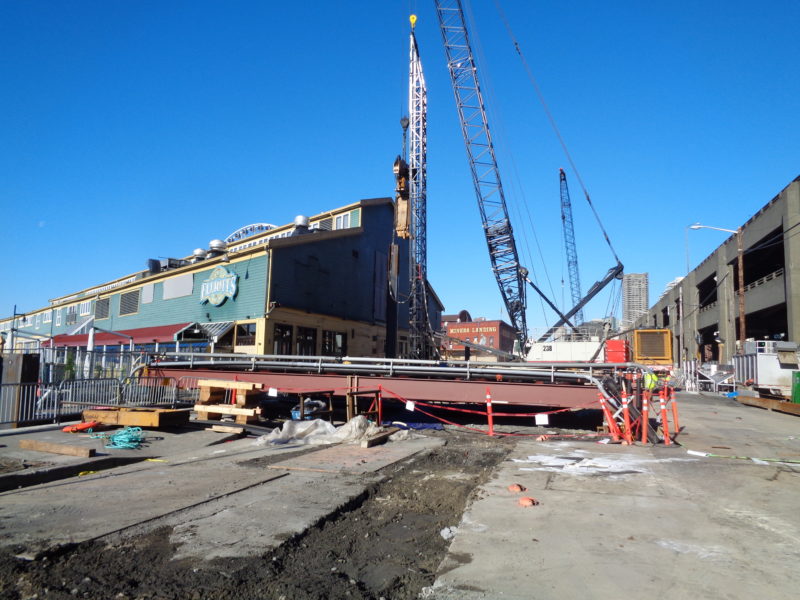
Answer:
(153, 367, 598, 408)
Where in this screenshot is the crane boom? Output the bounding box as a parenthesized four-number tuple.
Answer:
(560, 168, 584, 325)
(434, 0, 528, 351)
(407, 24, 436, 359)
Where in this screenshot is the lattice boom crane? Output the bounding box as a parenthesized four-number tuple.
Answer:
(434, 0, 528, 352)
(560, 168, 584, 325)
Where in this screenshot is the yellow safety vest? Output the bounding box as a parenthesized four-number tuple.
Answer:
(643, 372, 658, 391)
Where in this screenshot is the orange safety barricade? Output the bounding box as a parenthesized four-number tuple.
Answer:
(621, 392, 633, 444)
(641, 392, 650, 444)
(669, 386, 680, 434)
(597, 393, 621, 442)
(485, 388, 495, 436)
(659, 389, 672, 446)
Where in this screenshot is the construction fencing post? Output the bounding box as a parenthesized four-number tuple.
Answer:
(641, 392, 650, 444)
(621, 392, 633, 444)
(485, 388, 494, 436)
(377, 385, 383, 426)
(669, 386, 680, 434)
(659, 389, 672, 446)
(597, 392, 620, 442)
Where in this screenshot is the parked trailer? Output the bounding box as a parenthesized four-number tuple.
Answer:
(733, 340, 799, 399)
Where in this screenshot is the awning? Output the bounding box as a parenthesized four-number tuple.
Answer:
(197, 321, 234, 343)
(44, 323, 194, 348)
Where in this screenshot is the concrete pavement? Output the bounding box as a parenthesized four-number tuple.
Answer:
(424, 393, 800, 600)
(0, 424, 443, 560)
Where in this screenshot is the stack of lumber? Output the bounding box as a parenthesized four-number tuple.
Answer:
(83, 407, 190, 428)
(194, 379, 263, 424)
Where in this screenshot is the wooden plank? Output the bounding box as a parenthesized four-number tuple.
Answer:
(197, 379, 259, 391)
(360, 427, 400, 448)
(83, 408, 190, 428)
(208, 425, 246, 434)
(198, 388, 227, 404)
(193, 404, 260, 416)
(738, 396, 800, 416)
(20, 439, 96, 458)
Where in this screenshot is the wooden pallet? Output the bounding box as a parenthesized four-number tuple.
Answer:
(193, 404, 262, 424)
(197, 379, 262, 406)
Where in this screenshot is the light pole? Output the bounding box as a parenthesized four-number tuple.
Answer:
(689, 223, 746, 354)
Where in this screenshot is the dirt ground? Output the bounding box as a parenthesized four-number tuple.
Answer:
(0, 430, 514, 600)
(0, 457, 47, 475)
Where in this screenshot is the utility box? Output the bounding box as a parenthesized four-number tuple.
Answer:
(733, 341, 799, 399)
(632, 329, 672, 365)
(604, 339, 630, 363)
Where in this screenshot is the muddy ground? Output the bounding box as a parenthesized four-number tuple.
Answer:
(0, 430, 515, 600)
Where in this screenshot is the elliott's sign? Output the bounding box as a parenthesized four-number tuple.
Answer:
(200, 266, 238, 306)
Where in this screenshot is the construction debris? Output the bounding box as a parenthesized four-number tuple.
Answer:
(254, 416, 384, 447)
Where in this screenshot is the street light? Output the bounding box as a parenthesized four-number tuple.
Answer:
(689, 223, 746, 353)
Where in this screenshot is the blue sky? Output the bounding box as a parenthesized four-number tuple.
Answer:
(1, 1, 798, 335)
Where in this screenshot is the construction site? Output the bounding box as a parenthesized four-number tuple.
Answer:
(1, 2, 799, 599)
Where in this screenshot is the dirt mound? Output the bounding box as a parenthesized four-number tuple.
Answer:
(0, 431, 512, 600)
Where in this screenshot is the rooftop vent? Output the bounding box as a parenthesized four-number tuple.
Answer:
(207, 239, 228, 258)
(292, 215, 310, 236)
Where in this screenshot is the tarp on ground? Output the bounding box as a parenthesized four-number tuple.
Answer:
(253, 415, 384, 446)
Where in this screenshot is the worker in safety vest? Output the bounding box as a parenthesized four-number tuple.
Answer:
(642, 371, 659, 391)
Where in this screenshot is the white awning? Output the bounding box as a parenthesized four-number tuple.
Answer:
(198, 321, 234, 343)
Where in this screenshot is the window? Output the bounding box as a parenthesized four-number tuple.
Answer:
(334, 212, 350, 230)
(119, 290, 140, 316)
(35, 313, 41, 327)
(322, 330, 347, 357)
(66, 305, 78, 325)
(296, 327, 317, 355)
(55, 309, 62, 326)
(95, 298, 110, 320)
(273, 323, 293, 355)
(43, 310, 52, 324)
(79, 301, 92, 316)
(235, 323, 257, 346)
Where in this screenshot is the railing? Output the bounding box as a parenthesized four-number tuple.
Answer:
(36, 347, 145, 384)
(0, 376, 187, 427)
(58, 378, 123, 415)
(121, 376, 178, 407)
(743, 267, 783, 292)
(0, 383, 46, 425)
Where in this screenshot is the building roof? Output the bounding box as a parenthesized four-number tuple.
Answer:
(42, 323, 194, 347)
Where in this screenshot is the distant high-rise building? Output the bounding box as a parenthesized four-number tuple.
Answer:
(622, 273, 649, 329)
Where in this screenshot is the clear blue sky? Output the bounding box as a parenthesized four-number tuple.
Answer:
(2, 1, 798, 335)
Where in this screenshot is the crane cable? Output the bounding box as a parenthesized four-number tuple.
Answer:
(463, 0, 559, 325)
(492, 0, 621, 265)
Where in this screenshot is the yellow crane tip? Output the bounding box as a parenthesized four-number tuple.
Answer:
(410, 14, 417, 28)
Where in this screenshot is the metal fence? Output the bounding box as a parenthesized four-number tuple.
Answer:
(0, 383, 44, 425)
(0, 376, 192, 427)
(121, 376, 178, 407)
(37, 347, 146, 384)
